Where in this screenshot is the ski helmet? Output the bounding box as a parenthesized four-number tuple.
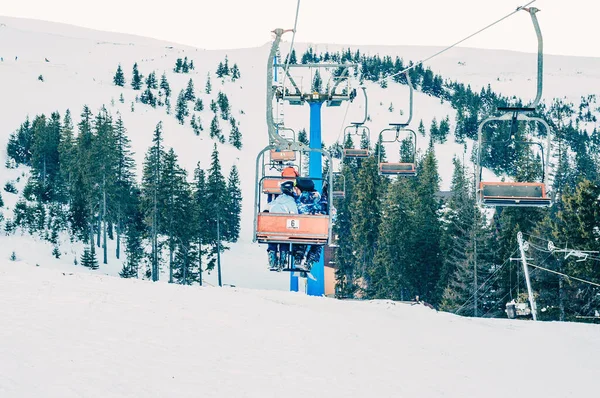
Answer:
(280, 180, 295, 196)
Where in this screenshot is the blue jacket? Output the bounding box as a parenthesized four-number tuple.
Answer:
(296, 191, 327, 215)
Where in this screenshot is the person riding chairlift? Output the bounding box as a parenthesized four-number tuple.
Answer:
(266, 180, 298, 270)
(292, 177, 328, 271)
(268, 165, 299, 203)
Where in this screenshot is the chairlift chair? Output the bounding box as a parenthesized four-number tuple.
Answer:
(378, 71, 417, 176)
(475, 7, 552, 208)
(378, 124, 417, 177)
(254, 144, 333, 272)
(270, 126, 297, 163)
(331, 172, 346, 199)
(342, 86, 371, 159)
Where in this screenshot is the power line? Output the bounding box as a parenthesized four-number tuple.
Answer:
(527, 262, 600, 288)
(455, 247, 519, 315)
(376, 0, 538, 84)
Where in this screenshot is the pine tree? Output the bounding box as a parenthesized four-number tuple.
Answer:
(430, 117, 439, 142)
(113, 64, 125, 86)
(228, 117, 242, 149)
(182, 57, 190, 73)
(205, 72, 212, 94)
(113, 114, 135, 260)
(175, 90, 189, 124)
(192, 163, 209, 285)
(210, 99, 218, 113)
(210, 115, 224, 143)
(418, 119, 426, 136)
(184, 79, 195, 101)
(0, 191, 4, 208)
(204, 144, 228, 271)
(131, 63, 142, 90)
(80, 245, 99, 270)
(174, 58, 183, 73)
(217, 91, 230, 120)
(160, 73, 171, 97)
(231, 63, 240, 81)
(224, 165, 242, 242)
(58, 109, 75, 202)
(141, 122, 165, 281)
(298, 128, 309, 145)
(438, 116, 450, 143)
(312, 70, 323, 93)
(350, 156, 382, 294)
(223, 55, 230, 76)
(145, 71, 158, 89)
(194, 98, 204, 112)
(216, 62, 225, 78)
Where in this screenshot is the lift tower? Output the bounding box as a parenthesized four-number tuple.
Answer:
(268, 29, 357, 295)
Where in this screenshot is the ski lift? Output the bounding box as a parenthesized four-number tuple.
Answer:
(475, 8, 552, 208)
(270, 126, 297, 163)
(378, 71, 417, 176)
(343, 87, 371, 158)
(505, 300, 532, 319)
(253, 145, 333, 271)
(331, 172, 346, 199)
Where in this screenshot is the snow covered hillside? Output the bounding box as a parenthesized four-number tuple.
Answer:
(1, 16, 599, 290)
(1, 261, 599, 398)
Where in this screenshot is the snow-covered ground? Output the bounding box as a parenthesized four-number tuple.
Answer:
(1, 261, 599, 398)
(1, 16, 599, 290)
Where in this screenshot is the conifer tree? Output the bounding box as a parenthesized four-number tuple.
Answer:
(231, 63, 241, 81)
(145, 71, 158, 89)
(228, 117, 242, 149)
(418, 119, 426, 136)
(131, 63, 142, 90)
(182, 57, 190, 73)
(438, 116, 450, 143)
(160, 73, 171, 97)
(174, 58, 183, 73)
(312, 70, 323, 93)
(350, 156, 382, 294)
(224, 165, 242, 242)
(430, 117, 439, 142)
(113, 114, 135, 259)
(298, 128, 309, 145)
(204, 144, 228, 271)
(81, 245, 99, 270)
(184, 79, 195, 101)
(210, 99, 218, 113)
(192, 163, 208, 285)
(141, 122, 165, 281)
(194, 98, 204, 112)
(217, 91, 230, 120)
(175, 90, 189, 124)
(216, 61, 225, 78)
(205, 72, 212, 94)
(113, 64, 125, 86)
(210, 115, 224, 143)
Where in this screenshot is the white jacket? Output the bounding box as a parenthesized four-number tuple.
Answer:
(269, 194, 298, 214)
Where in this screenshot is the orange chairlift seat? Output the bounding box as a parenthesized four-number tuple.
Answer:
(378, 72, 417, 176)
(331, 172, 346, 199)
(478, 181, 550, 207)
(342, 87, 371, 159)
(476, 109, 552, 208)
(254, 146, 333, 249)
(378, 124, 417, 177)
(475, 7, 552, 208)
(270, 148, 296, 162)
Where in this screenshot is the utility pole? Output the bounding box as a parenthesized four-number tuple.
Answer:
(517, 232, 537, 321)
(217, 215, 222, 287)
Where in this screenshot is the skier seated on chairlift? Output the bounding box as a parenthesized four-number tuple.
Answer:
(292, 177, 328, 271)
(268, 164, 299, 203)
(266, 180, 298, 270)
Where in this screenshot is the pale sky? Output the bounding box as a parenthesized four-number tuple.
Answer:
(3, 0, 599, 57)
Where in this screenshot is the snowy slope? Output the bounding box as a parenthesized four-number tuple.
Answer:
(1, 16, 599, 290)
(1, 261, 599, 398)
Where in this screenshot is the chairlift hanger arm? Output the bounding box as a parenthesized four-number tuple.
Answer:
(388, 71, 414, 127)
(351, 86, 368, 126)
